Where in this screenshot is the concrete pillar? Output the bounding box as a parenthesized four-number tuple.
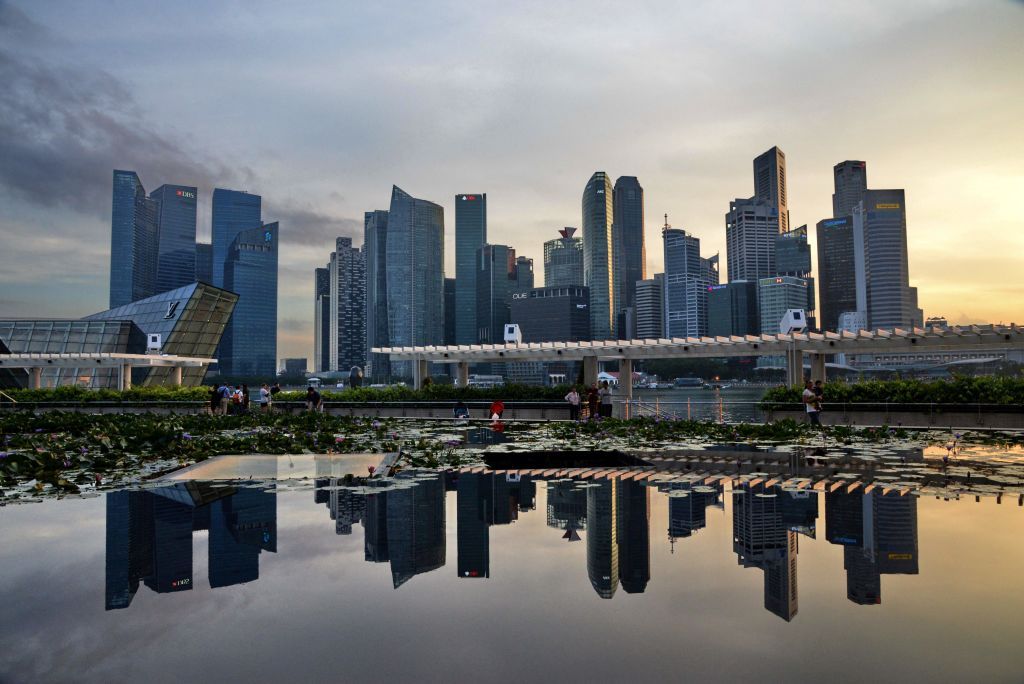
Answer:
(30, 367, 42, 389)
(412, 358, 429, 390)
(811, 354, 826, 384)
(122, 364, 132, 390)
(582, 356, 598, 388)
(456, 362, 469, 388)
(786, 349, 804, 387)
(171, 366, 183, 385)
(618, 358, 633, 419)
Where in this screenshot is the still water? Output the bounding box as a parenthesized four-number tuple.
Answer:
(632, 385, 769, 422)
(1, 471, 1021, 683)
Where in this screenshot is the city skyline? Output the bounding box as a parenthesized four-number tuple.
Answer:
(2, 1, 1023, 360)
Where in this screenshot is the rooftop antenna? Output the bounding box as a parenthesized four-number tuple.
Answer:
(663, 213, 670, 234)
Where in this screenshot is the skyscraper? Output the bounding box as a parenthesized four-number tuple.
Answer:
(363, 209, 389, 380)
(833, 160, 868, 218)
(616, 479, 650, 594)
(444, 277, 456, 346)
(514, 256, 534, 290)
(582, 172, 615, 340)
(150, 184, 198, 293)
(663, 226, 717, 338)
(313, 267, 330, 373)
(543, 227, 584, 288)
(455, 194, 487, 345)
(211, 189, 261, 289)
(109, 170, 158, 308)
(854, 190, 922, 329)
(586, 480, 618, 599)
(612, 176, 646, 334)
(220, 222, 278, 376)
(725, 197, 778, 282)
(386, 186, 444, 378)
(328, 237, 366, 372)
(775, 225, 815, 330)
(753, 146, 789, 234)
(758, 276, 809, 334)
(476, 244, 517, 344)
(707, 281, 759, 337)
(634, 275, 664, 339)
(815, 216, 857, 332)
(195, 243, 213, 284)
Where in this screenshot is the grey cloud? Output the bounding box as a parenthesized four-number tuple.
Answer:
(265, 203, 362, 248)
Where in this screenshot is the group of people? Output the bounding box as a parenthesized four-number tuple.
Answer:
(563, 381, 613, 421)
(210, 382, 281, 415)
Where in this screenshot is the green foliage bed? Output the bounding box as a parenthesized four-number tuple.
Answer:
(761, 376, 1024, 407)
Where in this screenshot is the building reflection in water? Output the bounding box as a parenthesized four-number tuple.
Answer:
(105, 482, 277, 610)
(456, 473, 537, 579)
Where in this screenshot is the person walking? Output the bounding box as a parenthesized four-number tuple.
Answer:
(564, 386, 581, 421)
(241, 384, 250, 414)
(599, 381, 613, 418)
(209, 385, 220, 415)
(217, 382, 231, 415)
(259, 383, 271, 412)
(586, 384, 599, 421)
(802, 380, 821, 427)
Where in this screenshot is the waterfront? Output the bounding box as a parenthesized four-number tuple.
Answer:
(632, 385, 769, 422)
(1, 470, 1022, 682)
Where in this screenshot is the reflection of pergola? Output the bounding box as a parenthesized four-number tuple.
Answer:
(0, 353, 216, 389)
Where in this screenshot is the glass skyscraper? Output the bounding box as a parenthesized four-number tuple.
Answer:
(110, 170, 159, 308)
(211, 188, 262, 289)
(196, 243, 213, 284)
(815, 216, 857, 333)
(364, 210, 390, 380)
(150, 184, 198, 293)
(543, 227, 584, 287)
(612, 176, 646, 332)
(220, 222, 279, 377)
(475, 244, 516, 344)
(833, 160, 868, 218)
(753, 146, 790, 234)
(725, 197, 779, 282)
(313, 267, 330, 373)
(663, 227, 717, 338)
(385, 186, 444, 379)
(455, 193, 487, 345)
(582, 172, 614, 340)
(854, 190, 922, 329)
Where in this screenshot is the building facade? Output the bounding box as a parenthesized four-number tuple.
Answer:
(758, 276, 809, 334)
(150, 184, 198, 293)
(220, 223, 278, 377)
(707, 281, 759, 337)
(444, 277, 456, 346)
(476, 244, 517, 344)
(815, 216, 857, 333)
(508, 286, 591, 343)
(211, 188, 262, 290)
(363, 209, 390, 380)
(110, 170, 158, 308)
(833, 160, 867, 218)
(753, 146, 790, 234)
(582, 172, 615, 340)
(854, 190, 922, 329)
(455, 193, 487, 345)
(634, 275, 663, 339)
(725, 197, 779, 282)
(663, 228, 717, 338)
(612, 176, 646, 335)
(313, 267, 330, 373)
(328, 237, 366, 372)
(543, 227, 584, 287)
(775, 225, 815, 330)
(196, 243, 213, 284)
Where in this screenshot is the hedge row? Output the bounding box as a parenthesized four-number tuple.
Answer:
(762, 376, 1024, 407)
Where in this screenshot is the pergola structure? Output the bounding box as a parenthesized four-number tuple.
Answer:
(0, 353, 216, 390)
(377, 324, 1024, 400)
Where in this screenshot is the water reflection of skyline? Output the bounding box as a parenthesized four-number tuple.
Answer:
(104, 473, 921, 621)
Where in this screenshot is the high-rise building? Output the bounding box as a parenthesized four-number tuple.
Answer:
(328, 237, 366, 372)
(733, 484, 799, 622)
(663, 226, 717, 338)
(313, 267, 330, 373)
(815, 217, 857, 333)
(444, 277, 456, 346)
(758, 276, 808, 335)
(363, 210, 389, 380)
(110, 170, 159, 308)
(543, 227, 584, 288)
(725, 197, 779, 282)
(775, 225, 815, 330)
(476, 244, 517, 344)
(616, 479, 650, 594)
(455, 193, 487, 345)
(508, 286, 591, 342)
(220, 222, 278, 377)
(515, 256, 534, 290)
(196, 243, 213, 284)
(833, 160, 867, 218)
(853, 190, 922, 329)
(385, 186, 444, 378)
(582, 172, 615, 340)
(707, 281, 759, 337)
(211, 188, 261, 289)
(612, 176, 646, 333)
(150, 184, 198, 293)
(634, 275, 664, 339)
(753, 146, 789, 234)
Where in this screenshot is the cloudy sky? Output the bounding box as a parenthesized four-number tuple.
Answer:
(1, 0, 1022, 361)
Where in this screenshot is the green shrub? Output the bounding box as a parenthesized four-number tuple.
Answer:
(761, 376, 1024, 407)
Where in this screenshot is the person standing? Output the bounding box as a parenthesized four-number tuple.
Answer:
(813, 380, 824, 415)
(599, 380, 613, 418)
(586, 384, 599, 421)
(802, 380, 821, 427)
(241, 384, 250, 414)
(564, 386, 581, 421)
(305, 386, 322, 412)
(209, 385, 220, 415)
(259, 383, 271, 412)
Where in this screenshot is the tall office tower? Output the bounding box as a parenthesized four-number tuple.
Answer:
(543, 227, 584, 287)
(582, 172, 615, 339)
(110, 170, 159, 308)
(196, 243, 213, 284)
(758, 276, 809, 334)
(386, 186, 444, 379)
(443, 278, 456, 346)
(211, 189, 261, 289)
(363, 210, 389, 380)
(616, 479, 650, 594)
(328, 237, 366, 372)
(753, 146, 789, 234)
(612, 176, 646, 331)
(663, 226, 715, 338)
(732, 485, 799, 622)
(220, 223, 278, 377)
(815, 217, 857, 332)
(313, 267, 330, 373)
(475, 244, 517, 344)
(455, 193, 487, 345)
(833, 160, 867, 218)
(707, 281, 760, 337)
(775, 225, 815, 330)
(634, 275, 664, 339)
(725, 197, 779, 282)
(515, 256, 534, 289)
(853, 190, 922, 329)
(586, 480, 618, 599)
(150, 184, 198, 293)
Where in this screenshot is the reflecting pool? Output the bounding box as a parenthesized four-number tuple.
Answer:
(1, 470, 1022, 682)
